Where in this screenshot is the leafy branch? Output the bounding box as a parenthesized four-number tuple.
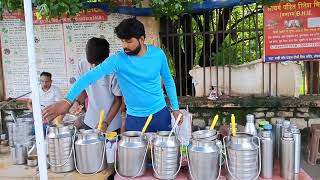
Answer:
(0, 0, 284, 20)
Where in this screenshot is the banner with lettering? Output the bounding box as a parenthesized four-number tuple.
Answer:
(264, 0, 320, 62)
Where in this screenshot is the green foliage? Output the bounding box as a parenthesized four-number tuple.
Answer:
(256, 0, 282, 6)
(212, 4, 264, 65)
(34, 0, 86, 20)
(150, 0, 201, 16)
(0, 0, 23, 19)
(0, 0, 203, 19)
(0, 0, 284, 20)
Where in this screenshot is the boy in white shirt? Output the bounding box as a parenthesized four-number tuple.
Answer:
(70, 37, 123, 132)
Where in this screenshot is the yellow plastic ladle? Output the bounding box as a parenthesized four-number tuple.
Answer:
(141, 114, 153, 135)
(55, 115, 62, 126)
(209, 114, 219, 130)
(231, 114, 236, 136)
(97, 110, 105, 131)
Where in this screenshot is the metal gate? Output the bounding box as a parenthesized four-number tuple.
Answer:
(159, 3, 318, 97)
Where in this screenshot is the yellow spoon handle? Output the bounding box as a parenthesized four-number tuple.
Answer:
(97, 110, 105, 130)
(210, 114, 219, 130)
(141, 114, 153, 134)
(56, 115, 62, 125)
(231, 114, 236, 136)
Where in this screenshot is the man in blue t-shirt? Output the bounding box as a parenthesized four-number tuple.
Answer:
(42, 18, 182, 132)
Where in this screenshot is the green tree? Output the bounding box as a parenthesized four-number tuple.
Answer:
(0, 0, 283, 19)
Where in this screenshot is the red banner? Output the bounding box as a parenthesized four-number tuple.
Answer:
(2, 8, 108, 24)
(264, 0, 320, 62)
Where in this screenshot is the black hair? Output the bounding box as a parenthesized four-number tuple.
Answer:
(114, 18, 145, 40)
(40, 72, 52, 79)
(86, 37, 110, 65)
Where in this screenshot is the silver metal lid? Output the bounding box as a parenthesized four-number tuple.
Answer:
(283, 132, 293, 138)
(291, 128, 300, 134)
(246, 114, 255, 122)
(290, 123, 297, 129)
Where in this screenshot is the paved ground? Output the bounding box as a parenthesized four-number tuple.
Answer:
(0, 146, 114, 180)
(301, 153, 320, 180)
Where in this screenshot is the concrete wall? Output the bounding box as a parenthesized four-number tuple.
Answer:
(190, 107, 318, 131)
(189, 59, 303, 97)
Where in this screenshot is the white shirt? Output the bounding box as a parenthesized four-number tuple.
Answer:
(76, 60, 122, 131)
(39, 85, 63, 109)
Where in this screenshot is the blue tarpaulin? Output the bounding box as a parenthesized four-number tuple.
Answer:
(190, 0, 257, 12)
(84, 0, 257, 16)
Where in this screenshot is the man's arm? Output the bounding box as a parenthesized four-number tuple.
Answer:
(159, 49, 183, 122)
(69, 60, 88, 114)
(65, 55, 118, 102)
(98, 75, 123, 132)
(27, 99, 32, 110)
(99, 96, 122, 132)
(69, 90, 87, 114)
(120, 100, 126, 133)
(160, 50, 179, 111)
(42, 55, 118, 121)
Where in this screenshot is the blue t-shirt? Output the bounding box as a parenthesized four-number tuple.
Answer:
(65, 45, 179, 117)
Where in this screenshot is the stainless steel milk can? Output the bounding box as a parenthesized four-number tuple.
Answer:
(116, 131, 147, 177)
(74, 129, 106, 174)
(224, 133, 260, 180)
(187, 136, 220, 180)
(47, 125, 75, 172)
(151, 131, 181, 180)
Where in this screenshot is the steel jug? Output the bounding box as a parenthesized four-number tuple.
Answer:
(224, 133, 261, 180)
(187, 136, 221, 180)
(74, 129, 106, 174)
(116, 131, 147, 177)
(151, 131, 181, 179)
(47, 125, 75, 173)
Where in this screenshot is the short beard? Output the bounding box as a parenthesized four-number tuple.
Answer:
(124, 43, 141, 56)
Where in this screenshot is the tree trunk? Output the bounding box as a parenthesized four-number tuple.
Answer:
(305, 61, 319, 94)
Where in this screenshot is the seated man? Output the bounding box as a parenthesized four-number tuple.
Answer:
(27, 71, 62, 111)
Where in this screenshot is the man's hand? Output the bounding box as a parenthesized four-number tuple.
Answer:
(120, 112, 126, 134)
(42, 100, 71, 122)
(96, 121, 108, 132)
(69, 101, 83, 115)
(172, 110, 183, 125)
